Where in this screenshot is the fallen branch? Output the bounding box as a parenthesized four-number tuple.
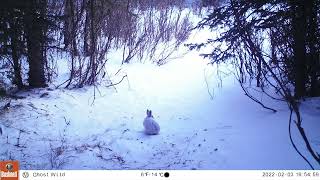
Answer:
(288, 108, 314, 169)
(105, 75, 128, 88)
(239, 80, 277, 113)
(204, 69, 214, 100)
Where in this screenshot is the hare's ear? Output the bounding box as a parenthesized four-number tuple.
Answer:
(146, 109, 149, 115)
(149, 110, 152, 116)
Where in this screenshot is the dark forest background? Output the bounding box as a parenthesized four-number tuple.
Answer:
(0, 0, 198, 90)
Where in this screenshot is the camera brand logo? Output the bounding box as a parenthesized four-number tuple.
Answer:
(0, 161, 19, 180)
(21, 172, 29, 178)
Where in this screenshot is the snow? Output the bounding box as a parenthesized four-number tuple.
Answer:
(1, 27, 320, 170)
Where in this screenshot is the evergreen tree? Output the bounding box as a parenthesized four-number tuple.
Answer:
(189, 0, 320, 168)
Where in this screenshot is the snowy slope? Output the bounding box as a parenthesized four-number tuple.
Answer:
(0, 29, 319, 170)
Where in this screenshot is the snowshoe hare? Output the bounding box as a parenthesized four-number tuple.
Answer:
(143, 109, 160, 135)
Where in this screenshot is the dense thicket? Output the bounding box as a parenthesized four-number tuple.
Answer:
(189, 0, 320, 168)
(0, 0, 192, 90)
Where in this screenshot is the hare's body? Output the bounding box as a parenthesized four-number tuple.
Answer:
(143, 110, 160, 135)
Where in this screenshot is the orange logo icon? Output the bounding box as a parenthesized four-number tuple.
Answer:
(0, 161, 19, 180)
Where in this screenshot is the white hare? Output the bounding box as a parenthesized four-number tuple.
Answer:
(143, 109, 160, 135)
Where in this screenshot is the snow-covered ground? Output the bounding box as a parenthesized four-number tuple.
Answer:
(0, 28, 320, 170)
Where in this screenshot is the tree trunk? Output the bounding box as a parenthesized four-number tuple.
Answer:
(84, 0, 91, 56)
(9, 20, 23, 89)
(24, 0, 46, 88)
(64, 0, 78, 54)
(64, 0, 71, 49)
(89, 0, 96, 84)
(291, 1, 307, 99)
(306, 0, 319, 97)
